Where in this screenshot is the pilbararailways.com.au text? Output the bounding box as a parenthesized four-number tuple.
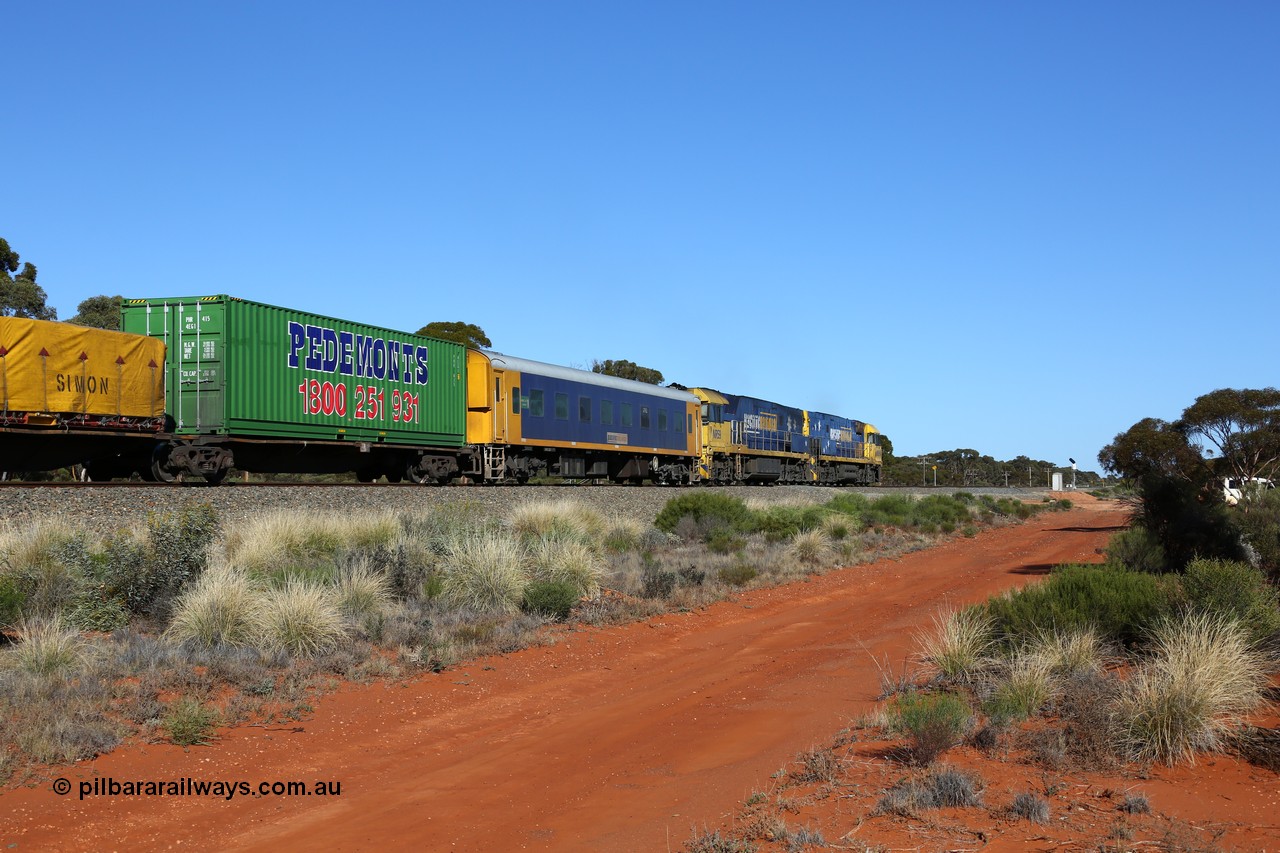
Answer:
(55, 777, 342, 801)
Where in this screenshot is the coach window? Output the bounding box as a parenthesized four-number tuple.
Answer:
(579, 396, 591, 423)
(512, 386, 520, 414)
(658, 410, 668, 432)
(687, 413, 693, 434)
(640, 406, 650, 429)
(621, 403, 633, 427)
(601, 399, 613, 425)
(555, 392, 569, 420)
(529, 389, 544, 417)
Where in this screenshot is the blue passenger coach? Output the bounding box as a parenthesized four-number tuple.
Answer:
(465, 350, 700, 483)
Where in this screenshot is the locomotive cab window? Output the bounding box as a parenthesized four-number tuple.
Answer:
(601, 399, 613, 425)
(579, 396, 591, 423)
(529, 389, 545, 417)
(555, 393, 569, 420)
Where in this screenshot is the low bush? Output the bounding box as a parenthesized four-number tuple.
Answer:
(1105, 527, 1167, 574)
(655, 493, 752, 535)
(717, 564, 758, 588)
(875, 766, 982, 815)
(984, 564, 1175, 649)
(1180, 558, 1280, 648)
(523, 580, 579, 620)
(791, 747, 840, 784)
(1010, 792, 1050, 823)
(639, 563, 677, 599)
(750, 505, 828, 541)
(890, 690, 972, 764)
(163, 697, 219, 746)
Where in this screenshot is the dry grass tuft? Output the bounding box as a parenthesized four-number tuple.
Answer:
(1114, 613, 1268, 764)
(440, 532, 529, 613)
(253, 581, 348, 656)
(5, 616, 88, 675)
(507, 499, 604, 543)
(915, 607, 995, 681)
(166, 566, 259, 647)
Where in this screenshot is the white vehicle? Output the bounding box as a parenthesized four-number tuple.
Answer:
(1223, 477, 1275, 506)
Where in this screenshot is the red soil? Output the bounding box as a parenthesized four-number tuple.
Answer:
(5, 496, 1271, 851)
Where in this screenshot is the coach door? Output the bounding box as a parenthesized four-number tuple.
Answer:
(492, 370, 508, 443)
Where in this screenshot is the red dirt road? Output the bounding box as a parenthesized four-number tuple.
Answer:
(2, 501, 1128, 851)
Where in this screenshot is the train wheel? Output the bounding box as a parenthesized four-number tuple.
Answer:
(384, 471, 403, 484)
(151, 447, 179, 484)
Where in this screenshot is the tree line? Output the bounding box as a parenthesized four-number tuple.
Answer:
(878, 436, 1105, 488)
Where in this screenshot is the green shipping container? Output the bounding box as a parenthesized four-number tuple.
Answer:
(121, 296, 467, 448)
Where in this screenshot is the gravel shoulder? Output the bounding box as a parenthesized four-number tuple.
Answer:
(0, 484, 1056, 533)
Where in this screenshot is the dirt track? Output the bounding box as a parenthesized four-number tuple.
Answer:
(2, 500, 1128, 851)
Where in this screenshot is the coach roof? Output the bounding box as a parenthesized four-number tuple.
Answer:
(481, 351, 697, 404)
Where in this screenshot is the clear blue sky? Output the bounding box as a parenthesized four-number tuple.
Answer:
(7, 2, 1278, 471)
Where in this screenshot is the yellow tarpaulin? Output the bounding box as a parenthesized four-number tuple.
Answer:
(0, 317, 166, 419)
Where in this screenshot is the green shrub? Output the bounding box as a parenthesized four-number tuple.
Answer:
(890, 691, 972, 764)
(1105, 527, 1167, 573)
(654, 493, 751, 535)
(0, 574, 27, 627)
(523, 580, 579, 620)
(706, 529, 746, 554)
(717, 564, 758, 587)
(163, 697, 219, 746)
(983, 565, 1175, 649)
(640, 565, 676, 599)
(144, 503, 218, 604)
(750, 505, 828, 541)
(1235, 490, 1280, 579)
(1181, 558, 1280, 647)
